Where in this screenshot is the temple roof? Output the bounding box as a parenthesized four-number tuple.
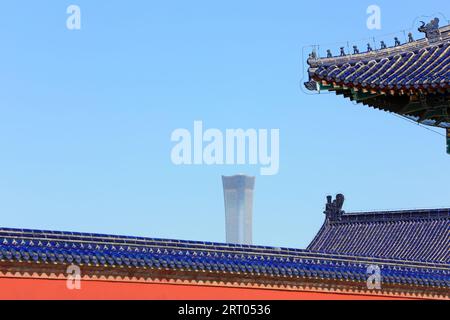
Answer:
(304, 19, 450, 130)
(308, 196, 449, 264)
(0, 225, 448, 297)
(306, 24, 450, 91)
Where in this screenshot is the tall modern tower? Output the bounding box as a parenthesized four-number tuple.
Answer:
(222, 175, 255, 245)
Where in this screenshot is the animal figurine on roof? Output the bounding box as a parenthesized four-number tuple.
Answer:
(418, 18, 441, 42)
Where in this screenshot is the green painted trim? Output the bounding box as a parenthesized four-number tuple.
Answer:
(319, 83, 334, 91)
(351, 90, 380, 102)
(401, 103, 428, 113)
(447, 129, 450, 155)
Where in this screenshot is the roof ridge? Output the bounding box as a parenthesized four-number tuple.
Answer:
(0, 226, 448, 269)
(308, 39, 449, 69)
(311, 198, 449, 263)
(328, 208, 450, 224)
(346, 207, 450, 215)
(307, 21, 450, 68)
(323, 195, 450, 223)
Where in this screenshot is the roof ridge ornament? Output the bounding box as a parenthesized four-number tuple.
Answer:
(418, 18, 442, 43)
(324, 194, 345, 221)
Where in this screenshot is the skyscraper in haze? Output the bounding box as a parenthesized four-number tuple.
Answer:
(222, 175, 255, 245)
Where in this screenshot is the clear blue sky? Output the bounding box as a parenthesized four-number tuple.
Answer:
(0, 0, 448, 249)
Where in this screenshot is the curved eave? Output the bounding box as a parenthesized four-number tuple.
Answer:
(311, 78, 450, 94)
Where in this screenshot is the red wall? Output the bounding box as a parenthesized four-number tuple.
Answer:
(0, 277, 402, 300)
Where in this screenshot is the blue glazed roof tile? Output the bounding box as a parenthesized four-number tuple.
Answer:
(304, 22, 450, 130)
(0, 225, 448, 291)
(308, 38, 450, 91)
(308, 208, 449, 264)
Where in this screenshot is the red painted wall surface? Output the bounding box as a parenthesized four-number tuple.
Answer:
(0, 277, 403, 300)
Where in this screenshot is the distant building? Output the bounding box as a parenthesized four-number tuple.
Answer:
(222, 175, 255, 245)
